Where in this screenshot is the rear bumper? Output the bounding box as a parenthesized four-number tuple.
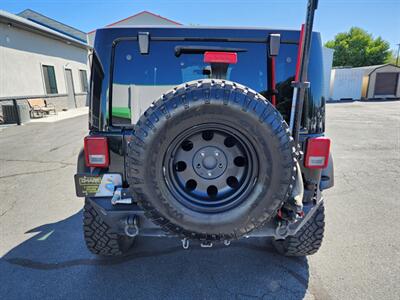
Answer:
(86, 188, 323, 240)
(88, 198, 166, 237)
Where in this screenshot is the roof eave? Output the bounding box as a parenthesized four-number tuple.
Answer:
(0, 10, 91, 50)
(87, 10, 182, 34)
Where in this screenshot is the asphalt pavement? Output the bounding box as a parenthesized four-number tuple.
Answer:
(0, 101, 399, 300)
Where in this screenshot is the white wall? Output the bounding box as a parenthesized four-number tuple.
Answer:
(329, 68, 368, 100)
(322, 47, 334, 100)
(0, 22, 89, 98)
(87, 31, 95, 46)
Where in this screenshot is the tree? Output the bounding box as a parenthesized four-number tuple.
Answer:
(387, 50, 399, 66)
(325, 27, 391, 67)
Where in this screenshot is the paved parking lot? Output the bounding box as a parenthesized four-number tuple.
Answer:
(0, 101, 399, 299)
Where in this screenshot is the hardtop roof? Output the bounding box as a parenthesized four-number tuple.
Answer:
(93, 25, 317, 47)
(97, 24, 302, 33)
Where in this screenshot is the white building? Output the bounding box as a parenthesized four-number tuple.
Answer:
(329, 64, 400, 101)
(88, 11, 182, 46)
(0, 10, 90, 119)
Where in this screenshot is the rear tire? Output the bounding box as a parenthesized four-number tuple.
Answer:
(83, 200, 135, 256)
(272, 202, 325, 256)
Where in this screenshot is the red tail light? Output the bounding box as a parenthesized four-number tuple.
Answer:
(304, 137, 331, 169)
(84, 136, 109, 168)
(204, 52, 238, 64)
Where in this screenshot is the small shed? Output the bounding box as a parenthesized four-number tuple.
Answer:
(329, 64, 400, 101)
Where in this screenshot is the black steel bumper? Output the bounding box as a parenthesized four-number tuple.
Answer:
(87, 188, 323, 240)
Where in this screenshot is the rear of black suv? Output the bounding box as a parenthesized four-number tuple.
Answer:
(75, 26, 334, 256)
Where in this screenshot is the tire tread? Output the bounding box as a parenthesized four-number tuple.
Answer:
(83, 200, 133, 256)
(273, 203, 325, 256)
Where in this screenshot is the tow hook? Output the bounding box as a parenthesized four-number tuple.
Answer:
(200, 241, 213, 248)
(181, 238, 190, 250)
(275, 220, 289, 238)
(124, 215, 139, 237)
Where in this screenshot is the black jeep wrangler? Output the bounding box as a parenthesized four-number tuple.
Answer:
(75, 20, 333, 257)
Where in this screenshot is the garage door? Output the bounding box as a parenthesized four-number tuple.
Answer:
(374, 72, 399, 96)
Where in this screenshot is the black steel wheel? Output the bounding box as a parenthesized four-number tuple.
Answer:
(165, 124, 258, 213)
(127, 79, 296, 241)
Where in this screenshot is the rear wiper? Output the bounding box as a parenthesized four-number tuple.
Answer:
(174, 46, 247, 57)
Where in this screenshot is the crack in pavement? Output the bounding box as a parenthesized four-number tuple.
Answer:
(0, 164, 70, 180)
(0, 199, 17, 217)
(5, 250, 309, 299)
(0, 158, 74, 166)
(3, 243, 310, 300)
(4, 245, 196, 270)
(0, 163, 72, 217)
(4, 243, 307, 275)
(0, 160, 73, 216)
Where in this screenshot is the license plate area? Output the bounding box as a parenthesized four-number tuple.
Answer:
(74, 173, 122, 197)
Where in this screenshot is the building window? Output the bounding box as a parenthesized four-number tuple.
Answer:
(42, 65, 58, 94)
(79, 70, 88, 92)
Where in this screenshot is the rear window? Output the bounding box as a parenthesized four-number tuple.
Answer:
(111, 40, 268, 126)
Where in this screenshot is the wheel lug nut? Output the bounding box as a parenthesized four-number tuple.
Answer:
(200, 152, 205, 157)
(196, 164, 201, 169)
(208, 172, 212, 176)
(215, 152, 219, 156)
(218, 164, 223, 168)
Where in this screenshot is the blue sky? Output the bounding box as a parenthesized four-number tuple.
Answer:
(1, 0, 399, 50)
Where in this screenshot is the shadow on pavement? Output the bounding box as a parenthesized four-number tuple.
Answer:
(1, 211, 309, 299)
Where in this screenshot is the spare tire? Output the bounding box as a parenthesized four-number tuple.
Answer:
(127, 79, 296, 241)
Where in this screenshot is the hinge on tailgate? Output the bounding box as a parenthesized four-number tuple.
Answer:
(111, 187, 133, 205)
(138, 32, 150, 55)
